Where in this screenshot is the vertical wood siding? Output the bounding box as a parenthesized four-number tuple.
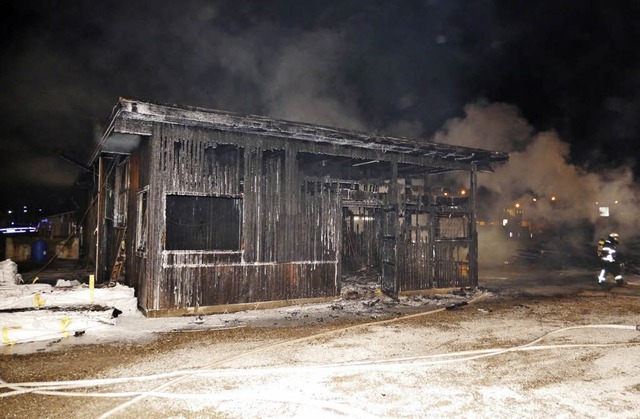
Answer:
(140, 124, 340, 310)
(126, 138, 152, 309)
(433, 241, 472, 288)
(118, 122, 478, 313)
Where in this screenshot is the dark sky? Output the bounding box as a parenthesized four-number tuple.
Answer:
(1, 0, 640, 216)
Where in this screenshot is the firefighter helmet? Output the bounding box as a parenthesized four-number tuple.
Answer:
(609, 233, 619, 244)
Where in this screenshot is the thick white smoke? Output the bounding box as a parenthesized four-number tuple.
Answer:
(433, 100, 640, 265)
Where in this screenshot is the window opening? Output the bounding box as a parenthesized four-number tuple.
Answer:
(165, 195, 242, 251)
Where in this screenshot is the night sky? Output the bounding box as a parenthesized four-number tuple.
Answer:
(1, 0, 640, 219)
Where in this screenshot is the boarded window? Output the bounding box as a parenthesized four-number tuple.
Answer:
(136, 187, 149, 252)
(165, 195, 242, 251)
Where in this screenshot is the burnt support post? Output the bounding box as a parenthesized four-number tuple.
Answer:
(469, 163, 478, 287)
(95, 156, 106, 283)
(390, 158, 400, 296)
(426, 174, 436, 288)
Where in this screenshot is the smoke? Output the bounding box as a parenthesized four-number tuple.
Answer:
(0, 2, 373, 213)
(433, 100, 640, 265)
(214, 27, 366, 131)
(433, 101, 533, 152)
(2, 0, 638, 240)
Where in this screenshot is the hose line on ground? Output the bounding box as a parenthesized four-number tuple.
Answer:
(1, 323, 638, 400)
(2, 290, 639, 417)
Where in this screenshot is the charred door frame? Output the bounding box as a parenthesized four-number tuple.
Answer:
(469, 163, 478, 284)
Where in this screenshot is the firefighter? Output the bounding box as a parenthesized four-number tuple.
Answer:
(597, 233, 623, 286)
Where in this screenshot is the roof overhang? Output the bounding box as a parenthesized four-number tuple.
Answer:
(100, 133, 142, 155)
(90, 98, 509, 174)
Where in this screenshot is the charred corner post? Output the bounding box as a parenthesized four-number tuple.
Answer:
(86, 98, 508, 316)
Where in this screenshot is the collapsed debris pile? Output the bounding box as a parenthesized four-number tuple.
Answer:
(334, 271, 478, 318)
(252, 272, 484, 328)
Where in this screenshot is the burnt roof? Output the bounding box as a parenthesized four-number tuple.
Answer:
(93, 98, 508, 173)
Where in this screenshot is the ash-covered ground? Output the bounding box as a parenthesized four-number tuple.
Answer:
(1, 262, 640, 418)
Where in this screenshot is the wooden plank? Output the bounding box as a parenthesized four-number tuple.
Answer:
(140, 296, 336, 318)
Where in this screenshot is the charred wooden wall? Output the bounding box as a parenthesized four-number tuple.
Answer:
(126, 137, 152, 308)
(396, 238, 473, 290)
(102, 122, 482, 314)
(132, 124, 340, 312)
(397, 196, 475, 290)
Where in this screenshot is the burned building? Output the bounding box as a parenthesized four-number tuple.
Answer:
(88, 98, 508, 316)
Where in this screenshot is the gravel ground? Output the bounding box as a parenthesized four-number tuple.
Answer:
(1, 266, 640, 418)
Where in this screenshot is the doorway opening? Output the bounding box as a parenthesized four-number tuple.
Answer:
(341, 206, 383, 298)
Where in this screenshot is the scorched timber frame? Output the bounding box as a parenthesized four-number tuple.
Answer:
(88, 98, 508, 317)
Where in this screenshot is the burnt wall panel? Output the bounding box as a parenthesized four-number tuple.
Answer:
(164, 251, 242, 265)
(397, 208, 433, 291)
(162, 261, 337, 307)
(125, 137, 153, 310)
(158, 126, 243, 197)
(145, 124, 341, 311)
(433, 241, 472, 288)
(242, 145, 261, 263)
(150, 125, 248, 310)
(297, 180, 341, 263)
(150, 125, 168, 310)
(398, 241, 433, 290)
(259, 150, 285, 263)
(243, 147, 340, 265)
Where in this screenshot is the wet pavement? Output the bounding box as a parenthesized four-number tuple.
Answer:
(479, 263, 640, 297)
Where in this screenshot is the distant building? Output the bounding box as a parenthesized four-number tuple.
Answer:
(4, 211, 81, 263)
(87, 98, 508, 316)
